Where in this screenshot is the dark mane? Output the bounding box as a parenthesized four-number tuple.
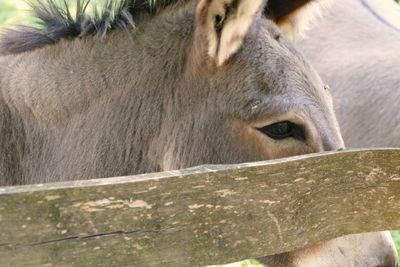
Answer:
(0, 0, 177, 55)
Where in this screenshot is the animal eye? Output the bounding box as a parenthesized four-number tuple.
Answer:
(257, 121, 306, 141)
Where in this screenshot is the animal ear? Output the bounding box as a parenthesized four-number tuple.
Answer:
(265, 0, 331, 39)
(195, 0, 266, 66)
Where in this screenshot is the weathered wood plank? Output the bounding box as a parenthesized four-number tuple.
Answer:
(0, 149, 399, 266)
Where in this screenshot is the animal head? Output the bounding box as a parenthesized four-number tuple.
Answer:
(152, 0, 343, 170)
(0, 0, 343, 172)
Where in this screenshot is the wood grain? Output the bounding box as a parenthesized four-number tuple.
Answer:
(0, 149, 399, 266)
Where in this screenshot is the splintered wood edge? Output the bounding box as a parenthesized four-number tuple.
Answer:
(1, 148, 398, 194)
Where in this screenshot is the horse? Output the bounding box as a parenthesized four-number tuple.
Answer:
(298, 0, 400, 148)
(0, 0, 396, 266)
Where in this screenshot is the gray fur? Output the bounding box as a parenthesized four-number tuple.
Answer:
(298, 0, 400, 148)
(0, 0, 341, 186)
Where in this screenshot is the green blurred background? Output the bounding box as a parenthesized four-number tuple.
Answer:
(0, 0, 399, 266)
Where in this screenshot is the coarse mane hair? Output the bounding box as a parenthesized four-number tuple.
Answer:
(0, 0, 325, 55)
(0, 0, 179, 55)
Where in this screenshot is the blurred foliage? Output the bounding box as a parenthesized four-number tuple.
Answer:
(0, 0, 30, 27)
(1, 0, 399, 28)
(0, 0, 400, 266)
(0, 0, 113, 27)
(392, 231, 400, 255)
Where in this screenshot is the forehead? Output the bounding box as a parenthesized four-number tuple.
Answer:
(238, 19, 324, 94)
(216, 19, 331, 116)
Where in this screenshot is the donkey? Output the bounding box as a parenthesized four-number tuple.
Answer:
(298, 0, 400, 148)
(0, 0, 397, 266)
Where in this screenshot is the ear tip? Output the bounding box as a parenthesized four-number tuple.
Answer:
(217, 58, 225, 67)
(196, 0, 265, 67)
(217, 52, 226, 66)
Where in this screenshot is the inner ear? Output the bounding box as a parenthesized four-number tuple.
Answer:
(195, 0, 266, 66)
(265, 0, 311, 24)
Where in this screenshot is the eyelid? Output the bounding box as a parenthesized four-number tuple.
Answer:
(250, 111, 305, 129)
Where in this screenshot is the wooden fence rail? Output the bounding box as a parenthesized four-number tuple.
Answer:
(0, 149, 400, 266)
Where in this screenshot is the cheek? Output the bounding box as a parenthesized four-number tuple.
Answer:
(235, 124, 274, 161)
(266, 139, 316, 159)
